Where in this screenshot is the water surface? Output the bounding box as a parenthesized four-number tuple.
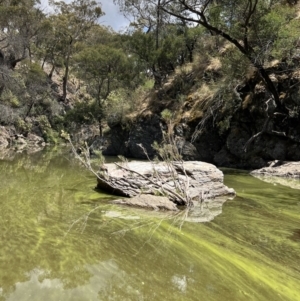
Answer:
(0, 149, 299, 301)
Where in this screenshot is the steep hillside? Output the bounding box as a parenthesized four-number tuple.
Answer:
(1, 0, 300, 169)
(99, 49, 300, 169)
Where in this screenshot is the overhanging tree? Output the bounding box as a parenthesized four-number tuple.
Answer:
(159, 0, 300, 147)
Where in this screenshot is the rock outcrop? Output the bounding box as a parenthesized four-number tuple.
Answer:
(251, 160, 300, 189)
(0, 126, 47, 152)
(96, 161, 235, 208)
(251, 160, 300, 178)
(95, 63, 300, 169)
(102, 114, 163, 159)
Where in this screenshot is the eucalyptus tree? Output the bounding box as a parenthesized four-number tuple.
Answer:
(115, 0, 203, 87)
(75, 45, 129, 103)
(115, 0, 171, 87)
(115, 0, 170, 45)
(128, 24, 193, 81)
(0, 0, 45, 68)
(0, 0, 46, 98)
(73, 26, 141, 135)
(45, 0, 103, 101)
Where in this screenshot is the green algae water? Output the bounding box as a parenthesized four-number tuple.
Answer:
(0, 149, 299, 301)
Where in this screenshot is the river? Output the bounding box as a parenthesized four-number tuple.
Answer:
(0, 148, 299, 301)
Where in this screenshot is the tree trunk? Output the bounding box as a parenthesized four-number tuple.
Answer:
(48, 64, 55, 79)
(99, 119, 103, 137)
(62, 62, 69, 101)
(62, 36, 73, 101)
(156, 0, 161, 51)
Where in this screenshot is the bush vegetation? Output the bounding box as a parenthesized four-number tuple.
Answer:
(0, 0, 299, 148)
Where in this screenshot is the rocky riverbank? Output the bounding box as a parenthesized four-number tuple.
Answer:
(0, 126, 47, 152)
(90, 58, 300, 170)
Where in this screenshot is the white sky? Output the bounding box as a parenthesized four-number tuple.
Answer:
(100, 0, 130, 31)
(40, 0, 130, 32)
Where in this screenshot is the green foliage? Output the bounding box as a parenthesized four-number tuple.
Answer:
(218, 117, 232, 135)
(105, 89, 134, 127)
(37, 0, 104, 100)
(0, 0, 45, 68)
(74, 44, 131, 99)
(221, 48, 250, 80)
(0, 89, 20, 107)
(128, 24, 202, 86)
(14, 117, 32, 134)
(26, 62, 47, 82)
(1, 0, 299, 147)
(51, 115, 65, 132)
(269, 7, 300, 60)
(161, 109, 173, 122)
(37, 115, 51, 130)
(65, 100, 103, 126)
(142, 79, 155, 90)
(35, 115, 60, 144)
(176, 94, 186, 104)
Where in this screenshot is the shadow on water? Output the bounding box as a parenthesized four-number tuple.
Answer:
(0, 148, 299, 301)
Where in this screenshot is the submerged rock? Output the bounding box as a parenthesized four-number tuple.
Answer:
(107, 195, 229, 222)
(96, 161, 235, 209)
(112, 194, 178, 211)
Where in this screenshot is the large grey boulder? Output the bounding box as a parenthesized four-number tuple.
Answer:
(96, 161, 235, 208)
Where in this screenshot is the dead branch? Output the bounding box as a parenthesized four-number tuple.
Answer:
(114, 162, 187, 204)
(243, 116, 271, 152)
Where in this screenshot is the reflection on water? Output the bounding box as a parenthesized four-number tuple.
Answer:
(92, 196, 228, 224)
(185, 198, 228, 223)
(251, 173, 300, 190)
(0, 149, 300, 301)
(6, 261, 136, 301)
